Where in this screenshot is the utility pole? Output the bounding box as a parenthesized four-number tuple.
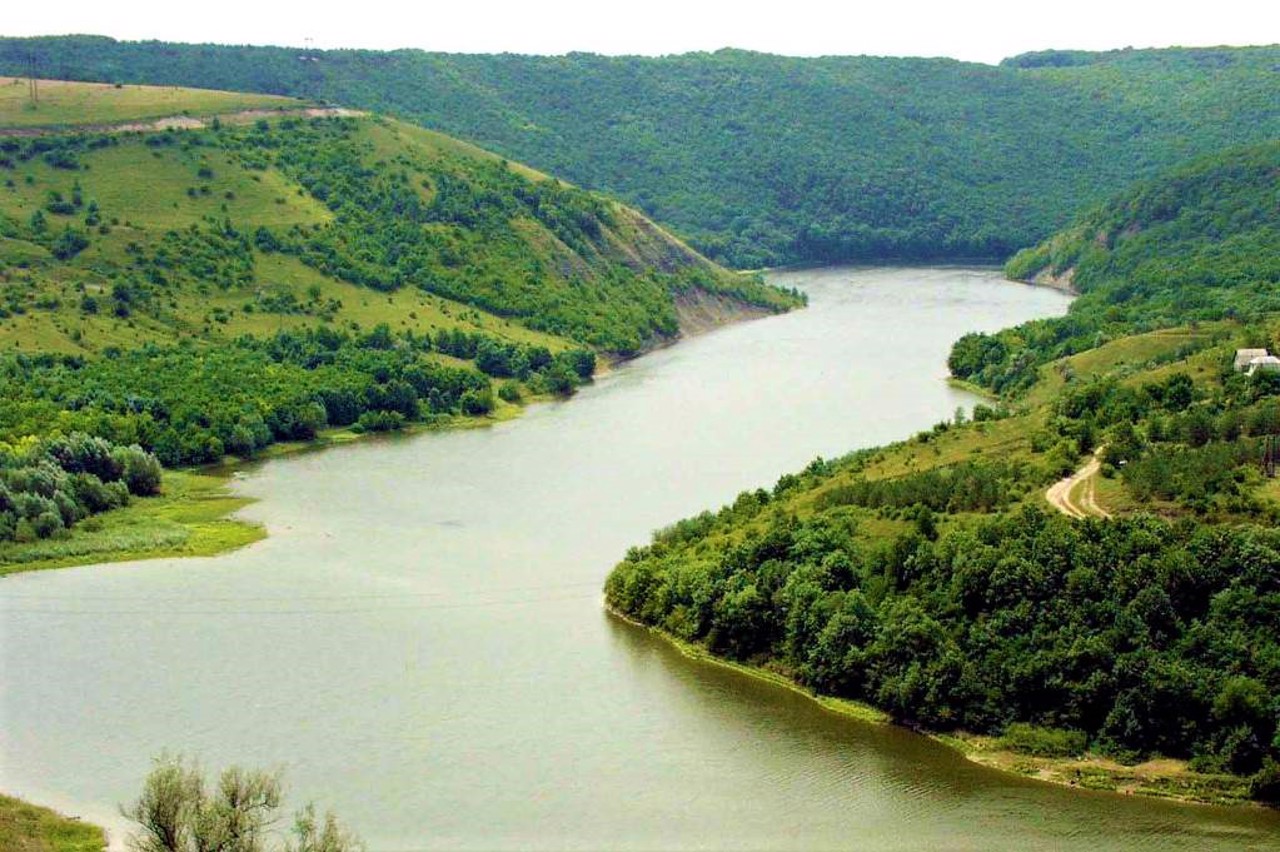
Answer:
(28, 50, 39, 106)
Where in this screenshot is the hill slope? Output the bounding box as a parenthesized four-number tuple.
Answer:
(1, 89, 796, 356)
(0, 81, 798, 566)
(949, 141, 1280, 394)
(605, 145, 1280, 801)
(0, 73, 299, 127)
(2, 38, 1278, 267)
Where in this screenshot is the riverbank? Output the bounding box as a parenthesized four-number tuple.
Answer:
(0, 405, 524, 577)
(0, 468, 262, 577)
(0, 286, 791, 577)
(605, 607, 1260, 808)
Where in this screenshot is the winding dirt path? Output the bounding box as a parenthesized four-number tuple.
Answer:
(1045, 451, 1111, 519)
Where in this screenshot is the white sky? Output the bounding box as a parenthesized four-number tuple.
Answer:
(7, 0, 1279, 64)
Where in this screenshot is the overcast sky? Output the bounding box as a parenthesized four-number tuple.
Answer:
(7, 0, 1278, 64)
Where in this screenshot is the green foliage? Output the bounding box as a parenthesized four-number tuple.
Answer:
(0, 432, 158, 544)
(122, 754, 361, 852)
(4, 38, 1280, 267)
(0, 325, 595, 468)
(607, 506, 1280, 787)
(999, 723, 1088, 758)
(815, 459, 1037, 514)
(955, 142, 1280, 393)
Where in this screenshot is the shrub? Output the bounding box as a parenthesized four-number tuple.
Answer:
(999, 723, 1089, 758)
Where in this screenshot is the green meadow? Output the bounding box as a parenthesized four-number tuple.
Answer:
(0, 75, 298, 128)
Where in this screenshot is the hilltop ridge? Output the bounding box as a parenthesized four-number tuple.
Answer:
(2, 37, 1277, 267)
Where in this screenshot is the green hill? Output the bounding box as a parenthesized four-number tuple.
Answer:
(0, 81, 798, 568)
(1, 37, 1278, 267)
(0, 85, 794, 356)
(0, 73, 299, 127)
(606, 306, 1280, 805)
(949, 141, 1280, 394)
(604, 144, 1280, 802)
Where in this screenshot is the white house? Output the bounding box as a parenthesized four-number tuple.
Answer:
(1235, 348, 1271, 371)
(1249, 355, 1280, 376)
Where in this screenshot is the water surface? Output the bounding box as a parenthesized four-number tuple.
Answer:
(4, 267, 1278, 850)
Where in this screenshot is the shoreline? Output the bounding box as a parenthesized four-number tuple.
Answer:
(0, 405, 524, 577)
(604, 605, 1259, 808)
(0, 293, 784, 578)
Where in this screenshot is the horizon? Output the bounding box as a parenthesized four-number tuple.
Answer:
(6, 0, 1278, 65)
(4, 32, 1280, 66)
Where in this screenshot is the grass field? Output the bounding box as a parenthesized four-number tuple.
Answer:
(0, 118, 581, 355)
(775, 318, 1270, 529)
(0, 795, 105, 852)
(0, 76, 298, 128)
(0, 130, 328, 233)
(0, 469, 263, 575)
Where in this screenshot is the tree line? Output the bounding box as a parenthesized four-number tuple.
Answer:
(0, 431, 160, 543)
(4, 37, 1279, 268)
(607, 502, 1280, 798)
(0, 325, 595, 467)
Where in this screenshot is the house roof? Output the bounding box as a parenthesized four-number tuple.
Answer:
(1235, 348, 1270, 368)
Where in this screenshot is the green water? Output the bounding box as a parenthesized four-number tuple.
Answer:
(3, 267, 1277, 850)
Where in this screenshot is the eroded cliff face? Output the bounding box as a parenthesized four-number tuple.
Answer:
(672, 287, 775, 337)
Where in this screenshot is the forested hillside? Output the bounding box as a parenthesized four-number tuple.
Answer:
(950, 141, 1280, 394)
(0, 81, 797, 565)
(607, 144, 1280, 801)
(1, 37, 1277, 267)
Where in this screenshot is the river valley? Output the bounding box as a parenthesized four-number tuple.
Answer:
(4, 266, 1279, 850)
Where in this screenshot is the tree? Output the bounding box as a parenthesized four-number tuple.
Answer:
(51, 227, 90, 260)
(122, 754, 362, 852)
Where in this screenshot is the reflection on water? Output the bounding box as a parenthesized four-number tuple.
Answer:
(3, 267, 1278, 850)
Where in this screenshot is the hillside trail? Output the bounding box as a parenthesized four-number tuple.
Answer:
(0, 106, 364, 137)
(1045, 449, 1112, 519)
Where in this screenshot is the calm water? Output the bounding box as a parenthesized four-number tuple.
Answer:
(3, 267, 1278, 850)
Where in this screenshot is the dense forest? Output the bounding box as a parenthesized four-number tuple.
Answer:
(0, 325, 597, 469)
(607, 138, 1280, 799)
(608, 494, 1280, 784)
(950, 141, 1280, 394)
(1, 37, 1277, 267)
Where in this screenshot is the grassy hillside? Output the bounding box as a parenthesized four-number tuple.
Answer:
(0, 795, 105, 852)
(607, 310, 1280, 802)
(1, 38, 1277, 267)
(0, 74, 299, 127)
(0, 81, 798, 569)
(604, 146, 1280, 802)
(0, 93, 796, 357)
(950, 141, 1280, 394)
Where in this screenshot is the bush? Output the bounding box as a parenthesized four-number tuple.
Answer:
(999, 723, 1089, 758)
(355, 409, 406, 432)
(459, 388, 494, 416)
(497, 381, 522, 403)
(123, 754, 361, 852)
(51, 228, 90, 260)
(1251, 759, 1280, 803)
(113, 445, 163, 496)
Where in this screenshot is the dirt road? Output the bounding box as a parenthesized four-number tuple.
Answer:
(0, 106, 364, 137)
(1045, 452, 1111, 519)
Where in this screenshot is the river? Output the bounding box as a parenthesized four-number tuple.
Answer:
(3, 266, 1278, 850)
